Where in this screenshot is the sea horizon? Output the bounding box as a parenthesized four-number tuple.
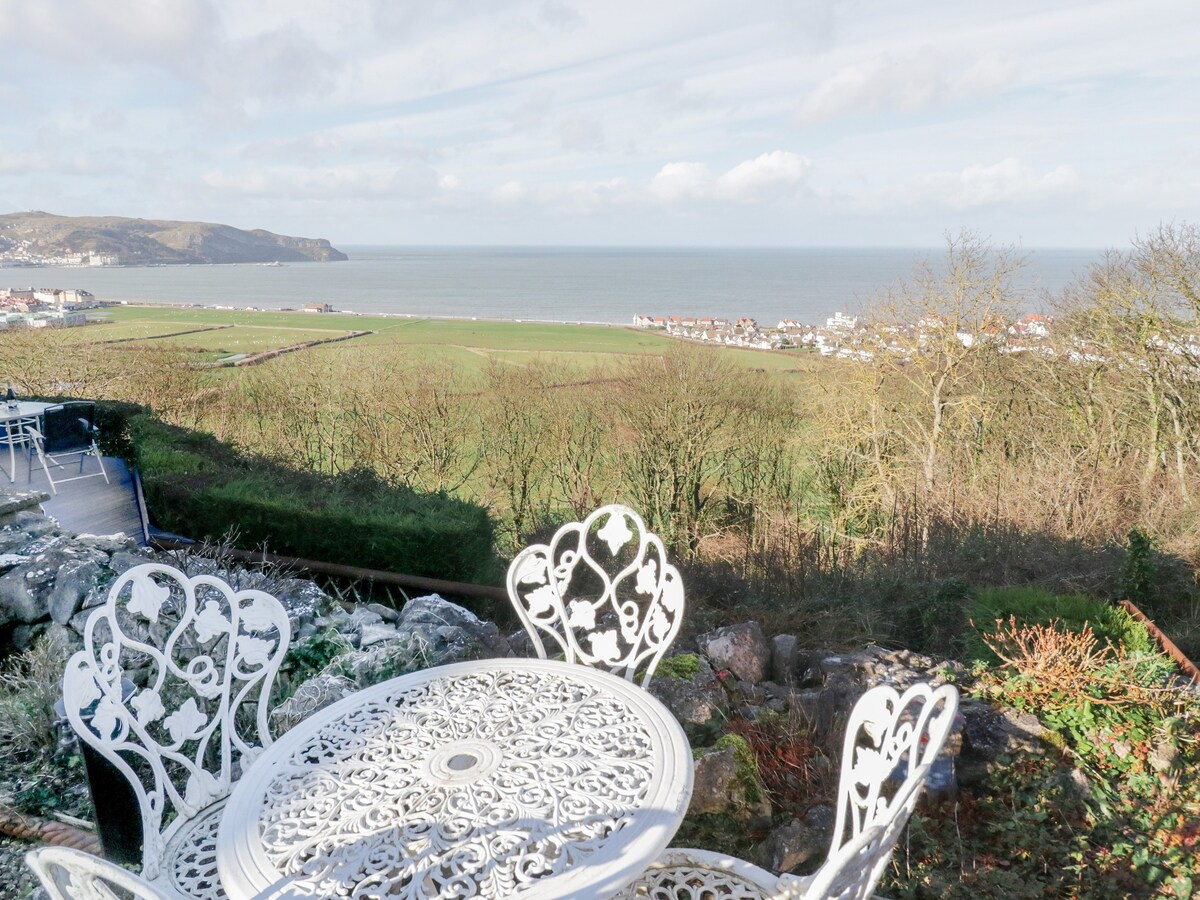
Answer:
(4, 245, 1105, 326)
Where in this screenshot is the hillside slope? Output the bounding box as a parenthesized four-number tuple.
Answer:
(0, 211, 347, 264)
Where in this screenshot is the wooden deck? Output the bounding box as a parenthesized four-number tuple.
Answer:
(15, 454, 147, 545)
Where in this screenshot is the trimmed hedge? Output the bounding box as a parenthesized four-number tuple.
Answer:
(128, 414, 501, 585)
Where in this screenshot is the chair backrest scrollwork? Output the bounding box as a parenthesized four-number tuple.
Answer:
(831, 681, 959, 852)
(506, 504, 684, 688)
(783, 768, 930, 900)
(62, 563, 291, 879)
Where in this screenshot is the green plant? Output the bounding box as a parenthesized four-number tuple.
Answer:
(1119, 528, 1156, 606)
(963, 587, 1152, 666)
(654, 652, 701, 681)
(277, 628, 353, 699)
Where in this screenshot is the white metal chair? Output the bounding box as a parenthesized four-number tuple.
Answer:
(26, 846, 171, 900)
(506, 504, 685, 687)
(27, 400, 109, 494)
(617, 682, 960, 899)
(61, 563, 292, 900)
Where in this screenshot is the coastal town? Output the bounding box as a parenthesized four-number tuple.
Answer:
(0, 286, 106, 328)
(634, 310, 1058, 358)
(0, 242, 120, 267)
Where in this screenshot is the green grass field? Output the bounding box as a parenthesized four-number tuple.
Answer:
(131, 325, 357, 358)
(53, 320, 220, 343)
(88, 304, 824, 374)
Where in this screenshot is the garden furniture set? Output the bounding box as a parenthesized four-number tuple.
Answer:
(0, 398, 108, 494)
(30, 504, 959, 899)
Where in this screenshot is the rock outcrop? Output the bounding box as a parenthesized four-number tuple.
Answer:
(0, 210, 347, 264)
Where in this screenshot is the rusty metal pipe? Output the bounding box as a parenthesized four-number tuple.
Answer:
(1118, 599, 1200, 682)
(148, 536, 509, 604)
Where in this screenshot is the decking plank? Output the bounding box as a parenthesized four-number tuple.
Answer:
(21, 455, 147, 544)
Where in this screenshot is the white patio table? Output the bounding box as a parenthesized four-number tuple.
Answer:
(0, 400, 52, 483)
(217, 658, 694, 900)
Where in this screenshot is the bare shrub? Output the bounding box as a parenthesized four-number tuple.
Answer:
(0, 635, 72, 756)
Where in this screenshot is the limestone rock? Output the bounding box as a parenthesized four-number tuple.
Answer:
(108, 549, 156, 575)
(271, 673, 356, 734)
(757, 805, 834, 873)
(0, 510, 58, 554)
(0, 553, 29, 574)
(394, 594, 510, 664)
(697, 621, 771, 684)
(73, 533, 138, 555)
(364, 602, 400, 623)
(0, 569, 42, 624)
(959, 699, 1050, 757)
(48, 559, 101, 625)
(957, 699, 1049, 787)
(507, 628, 536, 659)
(358, 621, 403, 648)
(688, 744, 771, 820)
(771, 634, 798, 685)
(650, 657, 726, 726)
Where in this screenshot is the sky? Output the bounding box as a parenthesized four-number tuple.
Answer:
(1, 0, 1198, 248)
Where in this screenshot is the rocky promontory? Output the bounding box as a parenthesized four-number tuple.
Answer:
(0, 211, 347, 265)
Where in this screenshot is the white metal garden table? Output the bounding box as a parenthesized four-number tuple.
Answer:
(217, 658, 694, 900)
(0, 400, 51, 483)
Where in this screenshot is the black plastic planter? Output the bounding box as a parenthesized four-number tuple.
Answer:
(56, 681, 143, 866)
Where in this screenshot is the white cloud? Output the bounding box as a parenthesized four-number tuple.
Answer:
(716, 151, 811, 201)
(953, 158, 1079, 207)
(557, 115, 606, 153)
(0, 151, 50, 174)
(493, 180, 528, 203)
(797, 51, 1018, 124)
(865, 158, 1082, 211)
(650, 161, 715, 203)
(202, 161, 444, 200)
(651, 152, 811, 204)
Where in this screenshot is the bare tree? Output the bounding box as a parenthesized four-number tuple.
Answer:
(848, 232, 1028, 546)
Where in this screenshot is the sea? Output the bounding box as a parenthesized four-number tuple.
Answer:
(5, 246, 1103, 326)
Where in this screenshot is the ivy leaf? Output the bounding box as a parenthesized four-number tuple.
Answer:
(597, 512, 633, 555)
(193, 601, 230, 644)
(127, 576, 170, 622)
(130, 689, 165, 726)
(164, 698, 208, 744)
(588, 629, 621, 663)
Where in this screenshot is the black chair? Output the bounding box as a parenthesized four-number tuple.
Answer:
(26, 401, 109, 494)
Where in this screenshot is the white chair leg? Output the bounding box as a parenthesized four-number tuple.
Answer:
(29, 438, 57, 495)
(93, 439, 110, 483)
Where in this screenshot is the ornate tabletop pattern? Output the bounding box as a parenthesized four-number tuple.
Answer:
(223, 661, 691, 900)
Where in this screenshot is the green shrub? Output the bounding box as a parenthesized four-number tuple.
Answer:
(1118, 527, 1156, 605)
(964, 586, 1151, 665)
(129, 414, 502, 585)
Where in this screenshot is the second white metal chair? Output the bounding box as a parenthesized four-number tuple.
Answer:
(61, 563, 291, 899)
(617, 681, 960, 899)
(506, 504, 685, 688)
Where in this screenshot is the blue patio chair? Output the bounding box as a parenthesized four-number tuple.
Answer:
(26, 401, 110, 494)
